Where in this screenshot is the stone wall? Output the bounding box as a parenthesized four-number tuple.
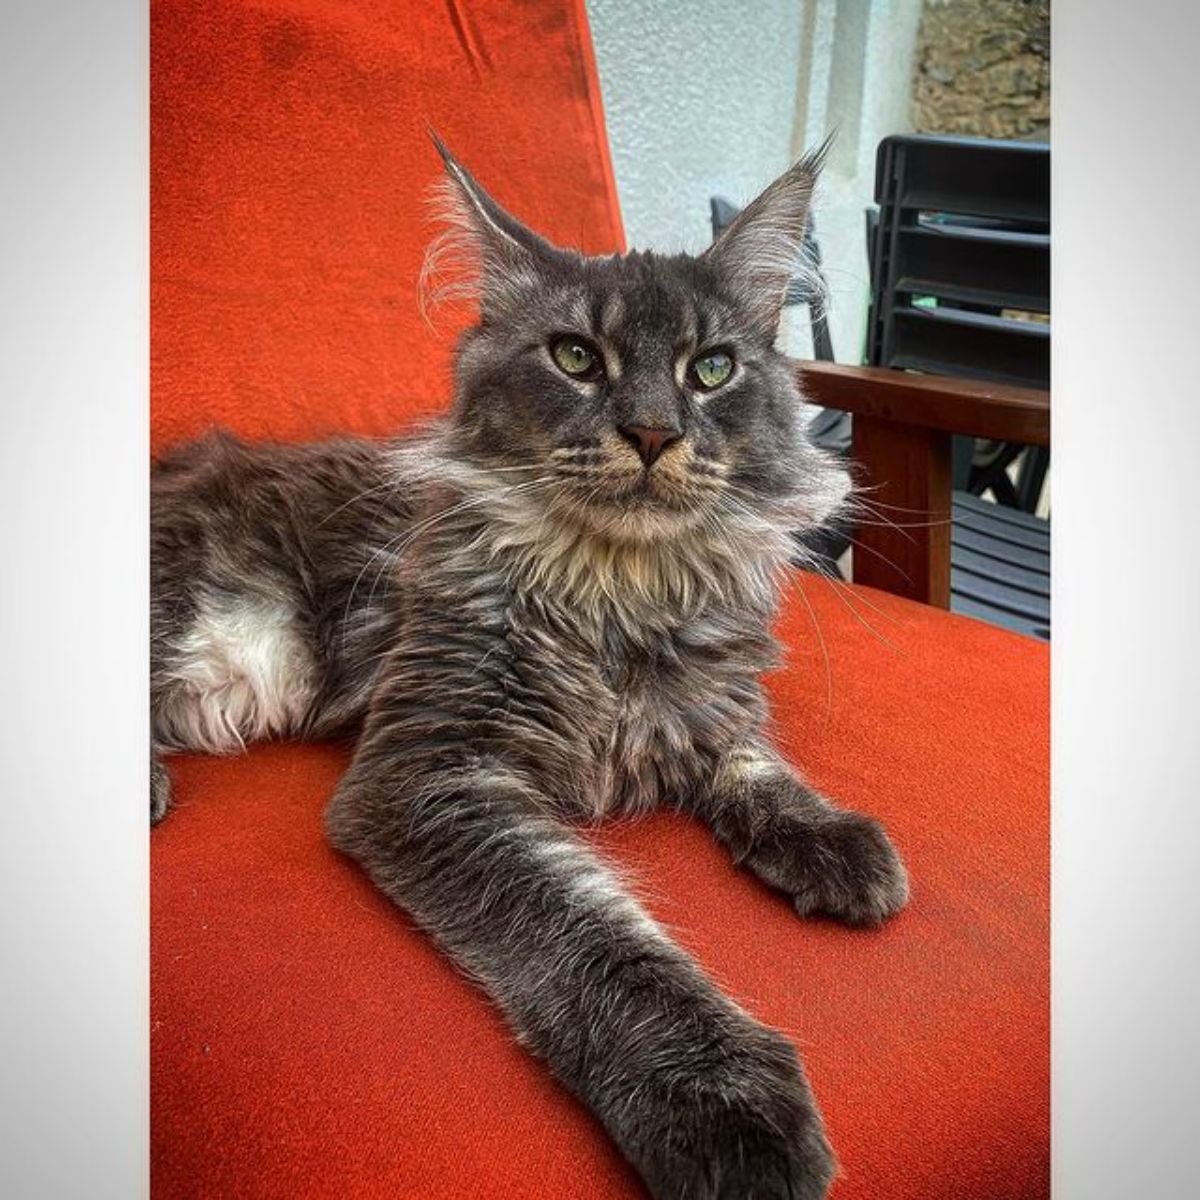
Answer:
(914, 0, 1049, 139)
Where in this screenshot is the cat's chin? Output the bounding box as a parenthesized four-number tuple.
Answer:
(603, 505, 704, 544)
(557, 504, 687, 543)
(566, 485, 711, 544)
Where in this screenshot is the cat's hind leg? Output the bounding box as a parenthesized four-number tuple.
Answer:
(151, 749, 171, 825)
(149, 589, 322, 824)
(154, 590, 320, 752)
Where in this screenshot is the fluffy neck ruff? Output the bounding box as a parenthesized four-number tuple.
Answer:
(488, 499, 795, 627)
(390, 431, 803, 634)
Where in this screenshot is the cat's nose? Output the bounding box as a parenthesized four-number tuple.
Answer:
(617, 424, 682, 469)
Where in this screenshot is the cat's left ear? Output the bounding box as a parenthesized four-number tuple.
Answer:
(422, 133, 559, 319)
(702, 137, 832, 339)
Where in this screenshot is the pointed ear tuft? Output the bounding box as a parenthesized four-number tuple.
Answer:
(702, 134, 834, 339)
(419, 133, 557, 322)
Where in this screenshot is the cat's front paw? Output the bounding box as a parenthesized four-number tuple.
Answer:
(619, 1024, 835, 1200)
(749, 808, 909, 927)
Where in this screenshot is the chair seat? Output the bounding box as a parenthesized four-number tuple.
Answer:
(951, 492, 1050, 639)
(152, 581, 1049, 1200)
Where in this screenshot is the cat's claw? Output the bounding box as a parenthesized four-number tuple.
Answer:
(151, 755, 172, 825)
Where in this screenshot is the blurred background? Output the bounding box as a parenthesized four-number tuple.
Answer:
(586, 0, 1049, 363)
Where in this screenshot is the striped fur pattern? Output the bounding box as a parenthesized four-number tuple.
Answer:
(151, 143, 908, 1199)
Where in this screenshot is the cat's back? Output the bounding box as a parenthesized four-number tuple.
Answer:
(153, 430, 396, 539)
(151, 429, 423, 594)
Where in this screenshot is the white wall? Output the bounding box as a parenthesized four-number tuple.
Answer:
(586, 0, 923, 363)
(796, 0, 924, 362)
(586, 0, 807, 256)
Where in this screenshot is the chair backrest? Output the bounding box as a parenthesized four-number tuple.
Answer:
(866, 134, 1049, 389)
(152, 0, 624, 455)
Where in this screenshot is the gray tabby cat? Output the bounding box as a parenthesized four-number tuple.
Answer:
(151, 139, 909, 1200)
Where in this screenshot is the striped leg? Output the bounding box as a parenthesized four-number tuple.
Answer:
(327, 756, 835, 1200)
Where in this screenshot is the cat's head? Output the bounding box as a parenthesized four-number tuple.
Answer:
(424, 137, 850, 552)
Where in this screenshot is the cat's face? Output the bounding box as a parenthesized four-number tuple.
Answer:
(429, 141, 849, 544)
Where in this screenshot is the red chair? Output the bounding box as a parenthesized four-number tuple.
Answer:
(152, 3, 1048, 1196)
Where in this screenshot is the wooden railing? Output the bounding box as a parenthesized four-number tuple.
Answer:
(793, 361, 1051, 607)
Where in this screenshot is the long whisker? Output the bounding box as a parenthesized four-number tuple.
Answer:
(706, 478, 912, 658)
(366, 476, 559, 602)
(847, 512, 954, 530)
(316, 478, 402, 527)
(789, 571, 833, 722)
(843, 482, 954, 515)
(342, 476, 557, 648)
(842, 533, 914, 586)
(822, 565, 905, 629)
(817, 572, 903, 653)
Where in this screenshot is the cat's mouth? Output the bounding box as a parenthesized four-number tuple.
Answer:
(624, 473, 662, 501)
(552, 467, 717, 539)
(541, 439, 732, 538)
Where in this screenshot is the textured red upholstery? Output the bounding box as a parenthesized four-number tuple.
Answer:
(152, 587, 1048, 1200)
(152, 0, 623, 454)
(151, 3, 1048, 1198)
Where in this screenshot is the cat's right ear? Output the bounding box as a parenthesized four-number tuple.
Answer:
(421, 133, 557, 321)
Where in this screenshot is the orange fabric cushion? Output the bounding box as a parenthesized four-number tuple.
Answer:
(152, 2, 1047, 1196)
(152, 0, 624, 454)
(152, 583, 1048, 1199)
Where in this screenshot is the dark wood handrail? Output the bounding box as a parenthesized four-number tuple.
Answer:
(794, 360, 1050, 447)
(786, 359, 1051, 609)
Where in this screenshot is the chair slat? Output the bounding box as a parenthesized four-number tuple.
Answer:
(951, 593, 1050, 640)
(951, 525, 1050, 573)
(952, 545, 1049, 596)
(951, 567, 1051, 623)
(955, 492, 1051, 533)
(953, 507, 1050, 552)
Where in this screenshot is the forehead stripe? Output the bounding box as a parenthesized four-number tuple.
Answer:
(600, 291, 625, 334)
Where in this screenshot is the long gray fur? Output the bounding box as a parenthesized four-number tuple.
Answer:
(151, 140, 909, 1199)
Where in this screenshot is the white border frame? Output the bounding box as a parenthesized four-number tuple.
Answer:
(1, 2, 148, 1196)
(2, 1, 1199, 1195)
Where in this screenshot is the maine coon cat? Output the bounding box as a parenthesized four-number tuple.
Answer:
(151, 138, 909, 1200)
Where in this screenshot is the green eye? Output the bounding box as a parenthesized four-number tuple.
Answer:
(691, 351, 734, 389)
(551, 337, 601, 380)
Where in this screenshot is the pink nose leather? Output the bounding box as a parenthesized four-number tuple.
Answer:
(618, 424, 681, 469)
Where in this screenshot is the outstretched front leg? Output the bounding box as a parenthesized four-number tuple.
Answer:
(693, 743, 909, 927)
(327, 745, 836, 1200)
